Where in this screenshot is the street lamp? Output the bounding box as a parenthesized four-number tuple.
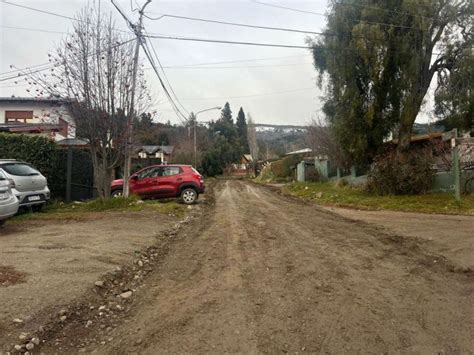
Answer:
(193, 106, 221, 167)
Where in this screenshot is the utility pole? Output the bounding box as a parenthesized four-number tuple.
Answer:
(193, 106, 221, 168)
(193, 120, 197, 168)
(111, 0, 152, 197)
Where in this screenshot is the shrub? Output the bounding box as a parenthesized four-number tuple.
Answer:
(0, 133, 62, 197)
(367, 148, 435, 195)
(270, 154, 303, 178)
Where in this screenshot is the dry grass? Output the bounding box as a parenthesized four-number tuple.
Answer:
(12, 197, 187, 223)
(283, 182, 474, 215)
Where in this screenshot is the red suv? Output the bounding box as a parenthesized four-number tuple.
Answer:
(111, 165, 205, 204)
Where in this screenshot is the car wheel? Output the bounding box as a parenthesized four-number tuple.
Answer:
(111, 189, 123, 198)
(181, 188, 198, 204)
(0, 220, 5, 226)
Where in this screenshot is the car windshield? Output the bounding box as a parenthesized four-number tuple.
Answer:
(1, 163, 40, 177)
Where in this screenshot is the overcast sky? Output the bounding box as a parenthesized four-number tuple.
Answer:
(1, 0, 433, 125)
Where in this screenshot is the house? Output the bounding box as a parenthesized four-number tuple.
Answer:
(225, 154, 255, 176)
(135, 145, 174, 164)
(0, 97, 76, 141)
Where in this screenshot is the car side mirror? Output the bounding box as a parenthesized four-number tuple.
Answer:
(131, 175, 139, 181)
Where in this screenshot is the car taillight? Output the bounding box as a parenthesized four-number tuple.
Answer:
(7, 178, 15, 188)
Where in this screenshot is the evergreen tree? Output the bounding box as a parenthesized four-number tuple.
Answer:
(236, 107, 249, 153)
(310, 0, 473, 162)
(220, 102, 233, 123)
(201, 102, 243, 175)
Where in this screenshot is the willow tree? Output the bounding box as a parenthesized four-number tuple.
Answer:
(26, 6, 151, 198)
(435, 49, 474, 134)
(309, 0, 473, 162)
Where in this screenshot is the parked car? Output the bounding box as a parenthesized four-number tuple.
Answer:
(111, 165, 205, 204)
(0, 170, 19, 225)
(0, 160, 51, 211)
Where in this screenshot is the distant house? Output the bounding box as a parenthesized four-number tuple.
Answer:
(135, 145, 174, 164)
(0, 97, 76, 141)
(225, 154, 254, 176)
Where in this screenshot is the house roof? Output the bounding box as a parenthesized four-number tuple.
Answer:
(285, 148, 312, 156)
(0, 96, 73, 104)
(242, 154, 253, 162)
(136, 145, 174, 155)
(390, 132, 443, 144)
(56, 138, 89, 147)
(0, 123, 61, 133)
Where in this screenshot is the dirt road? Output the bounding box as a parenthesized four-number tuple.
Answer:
(323, 207, 474, 270)
(41, 180, 473, 353)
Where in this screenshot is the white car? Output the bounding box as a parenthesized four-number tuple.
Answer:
(0, 171, 19, 225)
(0, 160, 50, 211)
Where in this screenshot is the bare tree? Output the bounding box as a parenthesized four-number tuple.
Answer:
(26, 6, 151, 198)
(432, 139, 474, 172)
(306, 117, 345, 166)
(247, 113, 259, 175)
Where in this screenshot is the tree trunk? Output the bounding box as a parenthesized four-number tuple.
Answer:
(90, 150, 113, 199)
(397, 87, 431, 153)
(397, 121, 414, 152)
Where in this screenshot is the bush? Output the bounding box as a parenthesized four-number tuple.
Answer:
(270, 154, 303, 178)
(0, 133, 62, 197)
(367, 148, 435, 195)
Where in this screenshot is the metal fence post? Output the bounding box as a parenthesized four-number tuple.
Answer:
(453, 147, 461, 201)
(452, 137, 461, 201)
(66, 146, 73, 203)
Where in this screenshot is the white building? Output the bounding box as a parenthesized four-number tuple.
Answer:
(0, 97, 76, 140)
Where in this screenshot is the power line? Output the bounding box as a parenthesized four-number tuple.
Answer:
(0, 25, 66, 34)
(145, 13, 326, 36)
(0, 62, 52, 78)
(177, 87, 316, 100)
(144, 13, 409, 43)
(0, 39, 136, 82)
(143, 52, 188, 122)
(1, 0, 78, 21)
(0, 65, 56, 82)
(146, 34, 311, 50)
(250, 0, 427, 31)
(143, 29, 189, 116)
(141, 39, 189, 121)
(1, 0, 130, 34)
(0, 55, 312, 80)
(161, 62, 313, 70)
(161, 54, 311, 66)
(145, 34, 448, 56)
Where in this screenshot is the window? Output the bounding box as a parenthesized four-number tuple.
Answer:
(5, 111, 33, 124)
(0, 163, 39, 177)
(163, 167, 182, 176)
(137, 167, 163, 179)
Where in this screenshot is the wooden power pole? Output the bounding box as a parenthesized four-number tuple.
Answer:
(111, 0, 151, 197)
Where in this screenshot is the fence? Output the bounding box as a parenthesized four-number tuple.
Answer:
(296, 157, 474, 194)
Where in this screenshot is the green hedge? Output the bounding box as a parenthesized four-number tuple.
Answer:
(271, 154, 302, 178)
(0, 133, 63, 197)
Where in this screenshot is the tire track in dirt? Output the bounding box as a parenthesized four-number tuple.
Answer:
(39, 180, 473, 354)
